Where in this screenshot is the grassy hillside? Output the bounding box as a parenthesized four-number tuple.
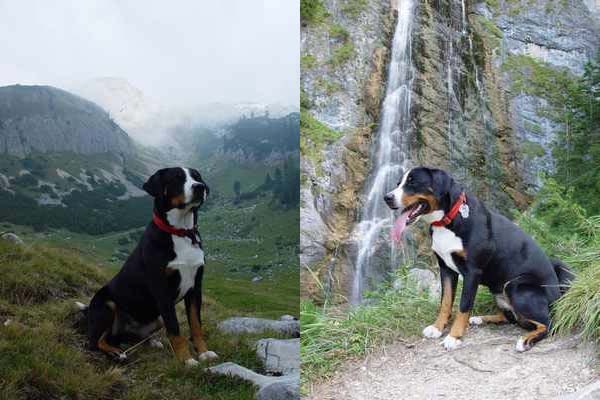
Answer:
(0, 237, 297, 400)
(1, 191, 299, 273)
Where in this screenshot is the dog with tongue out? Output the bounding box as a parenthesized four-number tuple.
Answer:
(383, 166, 573, 353)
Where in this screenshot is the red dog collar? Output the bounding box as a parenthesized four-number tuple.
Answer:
(431, 192, 467, 227)
(152, 212, 200, 245)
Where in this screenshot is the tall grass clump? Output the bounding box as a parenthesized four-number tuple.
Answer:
(552, 264, 600, 343)
(301, 272, 438, 386)
(517, 178, 600, 343)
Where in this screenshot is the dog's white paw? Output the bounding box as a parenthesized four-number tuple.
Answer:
(117, 352, 127, 361)
(185, 358, 200, 367)
(74, 301, 87, 311)
(149, 339, 164, 349)
(469, 316, 484, 325)
(422, 325, 443, 339)
(515, 337, 530, 353)
(441, 335, 462, 350)
(198, 351, 219, 362)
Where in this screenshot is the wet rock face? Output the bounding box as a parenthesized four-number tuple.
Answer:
(301, 0, 394, 131)
(300, 0, 395, 299)
(496, 1, 599, 75)
(0, 85, 133, 158)
(413, 0, 599, 203)
(412, 0, 526, 215)
(480, 0, 599, 192)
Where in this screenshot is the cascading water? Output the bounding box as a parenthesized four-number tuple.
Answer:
(350, 0, 415, 304)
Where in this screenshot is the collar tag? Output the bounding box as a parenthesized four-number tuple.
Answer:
(459, 203, 470, 219)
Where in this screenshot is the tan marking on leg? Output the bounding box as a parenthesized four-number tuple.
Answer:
(189, 303, 208, 354)
(475, 311, 508, 324)
(449, 311, 470, 338)
(169, 335, 192, 362)
(433, 278, 455, 331)
(97, 332, 123, 357)
(521, 320, 547, 345)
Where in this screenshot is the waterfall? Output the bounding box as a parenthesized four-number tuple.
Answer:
(350, 0, 415, 304)
(460, 0, 467, 35)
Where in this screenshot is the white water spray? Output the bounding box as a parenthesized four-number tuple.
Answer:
(350, 0, 415, 304)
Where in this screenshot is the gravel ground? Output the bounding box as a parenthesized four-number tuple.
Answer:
(307, 324, 599, 400)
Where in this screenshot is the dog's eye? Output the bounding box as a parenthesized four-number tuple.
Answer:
(407, 176, 413, 184)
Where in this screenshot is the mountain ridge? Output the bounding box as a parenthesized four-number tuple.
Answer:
(0, 85, 133, 157)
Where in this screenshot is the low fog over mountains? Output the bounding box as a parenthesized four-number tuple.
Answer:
(71, 77, 297, 147)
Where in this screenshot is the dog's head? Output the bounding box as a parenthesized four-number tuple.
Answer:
(143, 167, 209, 211)
(384, 167, 459, 238)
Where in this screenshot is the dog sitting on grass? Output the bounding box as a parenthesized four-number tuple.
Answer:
(77, 167, 217, 366)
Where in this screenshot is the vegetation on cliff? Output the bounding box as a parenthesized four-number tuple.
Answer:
(300, 0, 328, 25)
(504, 52, 600, 214)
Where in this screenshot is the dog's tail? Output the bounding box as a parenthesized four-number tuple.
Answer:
(551, 258, 576, 296)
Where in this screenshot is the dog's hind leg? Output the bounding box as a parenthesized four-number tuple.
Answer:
(469, 311, 509, 325)
(507, 284, 550, 352)
(87, 287, 126, 360)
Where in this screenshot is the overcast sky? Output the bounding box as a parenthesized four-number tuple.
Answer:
(0, 0, 299, 108)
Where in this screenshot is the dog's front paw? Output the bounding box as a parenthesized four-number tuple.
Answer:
(422, 325, 443, 339)
(441, 335, 462, 350)
(515, 337, 531, 353)
(149, 339, 164, 349)
(469, 316, 484, 325)
(185, 358, 200, 367)
(198, 351, 219, 362)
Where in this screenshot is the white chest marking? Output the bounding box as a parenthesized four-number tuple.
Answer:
(431, 226, 464, 274)
(168, 237, 205, 301)
(166, 206, 204, 302)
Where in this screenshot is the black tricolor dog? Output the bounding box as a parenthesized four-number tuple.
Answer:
(78, 167, 217, 366)
(384, 167, 574, 352)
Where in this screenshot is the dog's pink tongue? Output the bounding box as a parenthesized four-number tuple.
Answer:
(391, 210, 411, 242)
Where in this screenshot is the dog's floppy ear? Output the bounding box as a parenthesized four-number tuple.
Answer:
(430, 168, 453, 198)
(430, 168, 461, 207)
(143, 168, 167, 197)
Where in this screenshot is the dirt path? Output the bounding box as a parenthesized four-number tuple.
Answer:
(307, 325, 599, 400)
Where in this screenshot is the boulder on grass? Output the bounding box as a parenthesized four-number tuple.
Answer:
(0, 232, 24, 245)
(256, 338, 299, 375)
(218, 317, 299, 337)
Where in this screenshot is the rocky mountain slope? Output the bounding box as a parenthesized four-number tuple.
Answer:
(0, 85, 154, 234)
(300, 0, 600, 300)
(0, 85, 133, 157)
